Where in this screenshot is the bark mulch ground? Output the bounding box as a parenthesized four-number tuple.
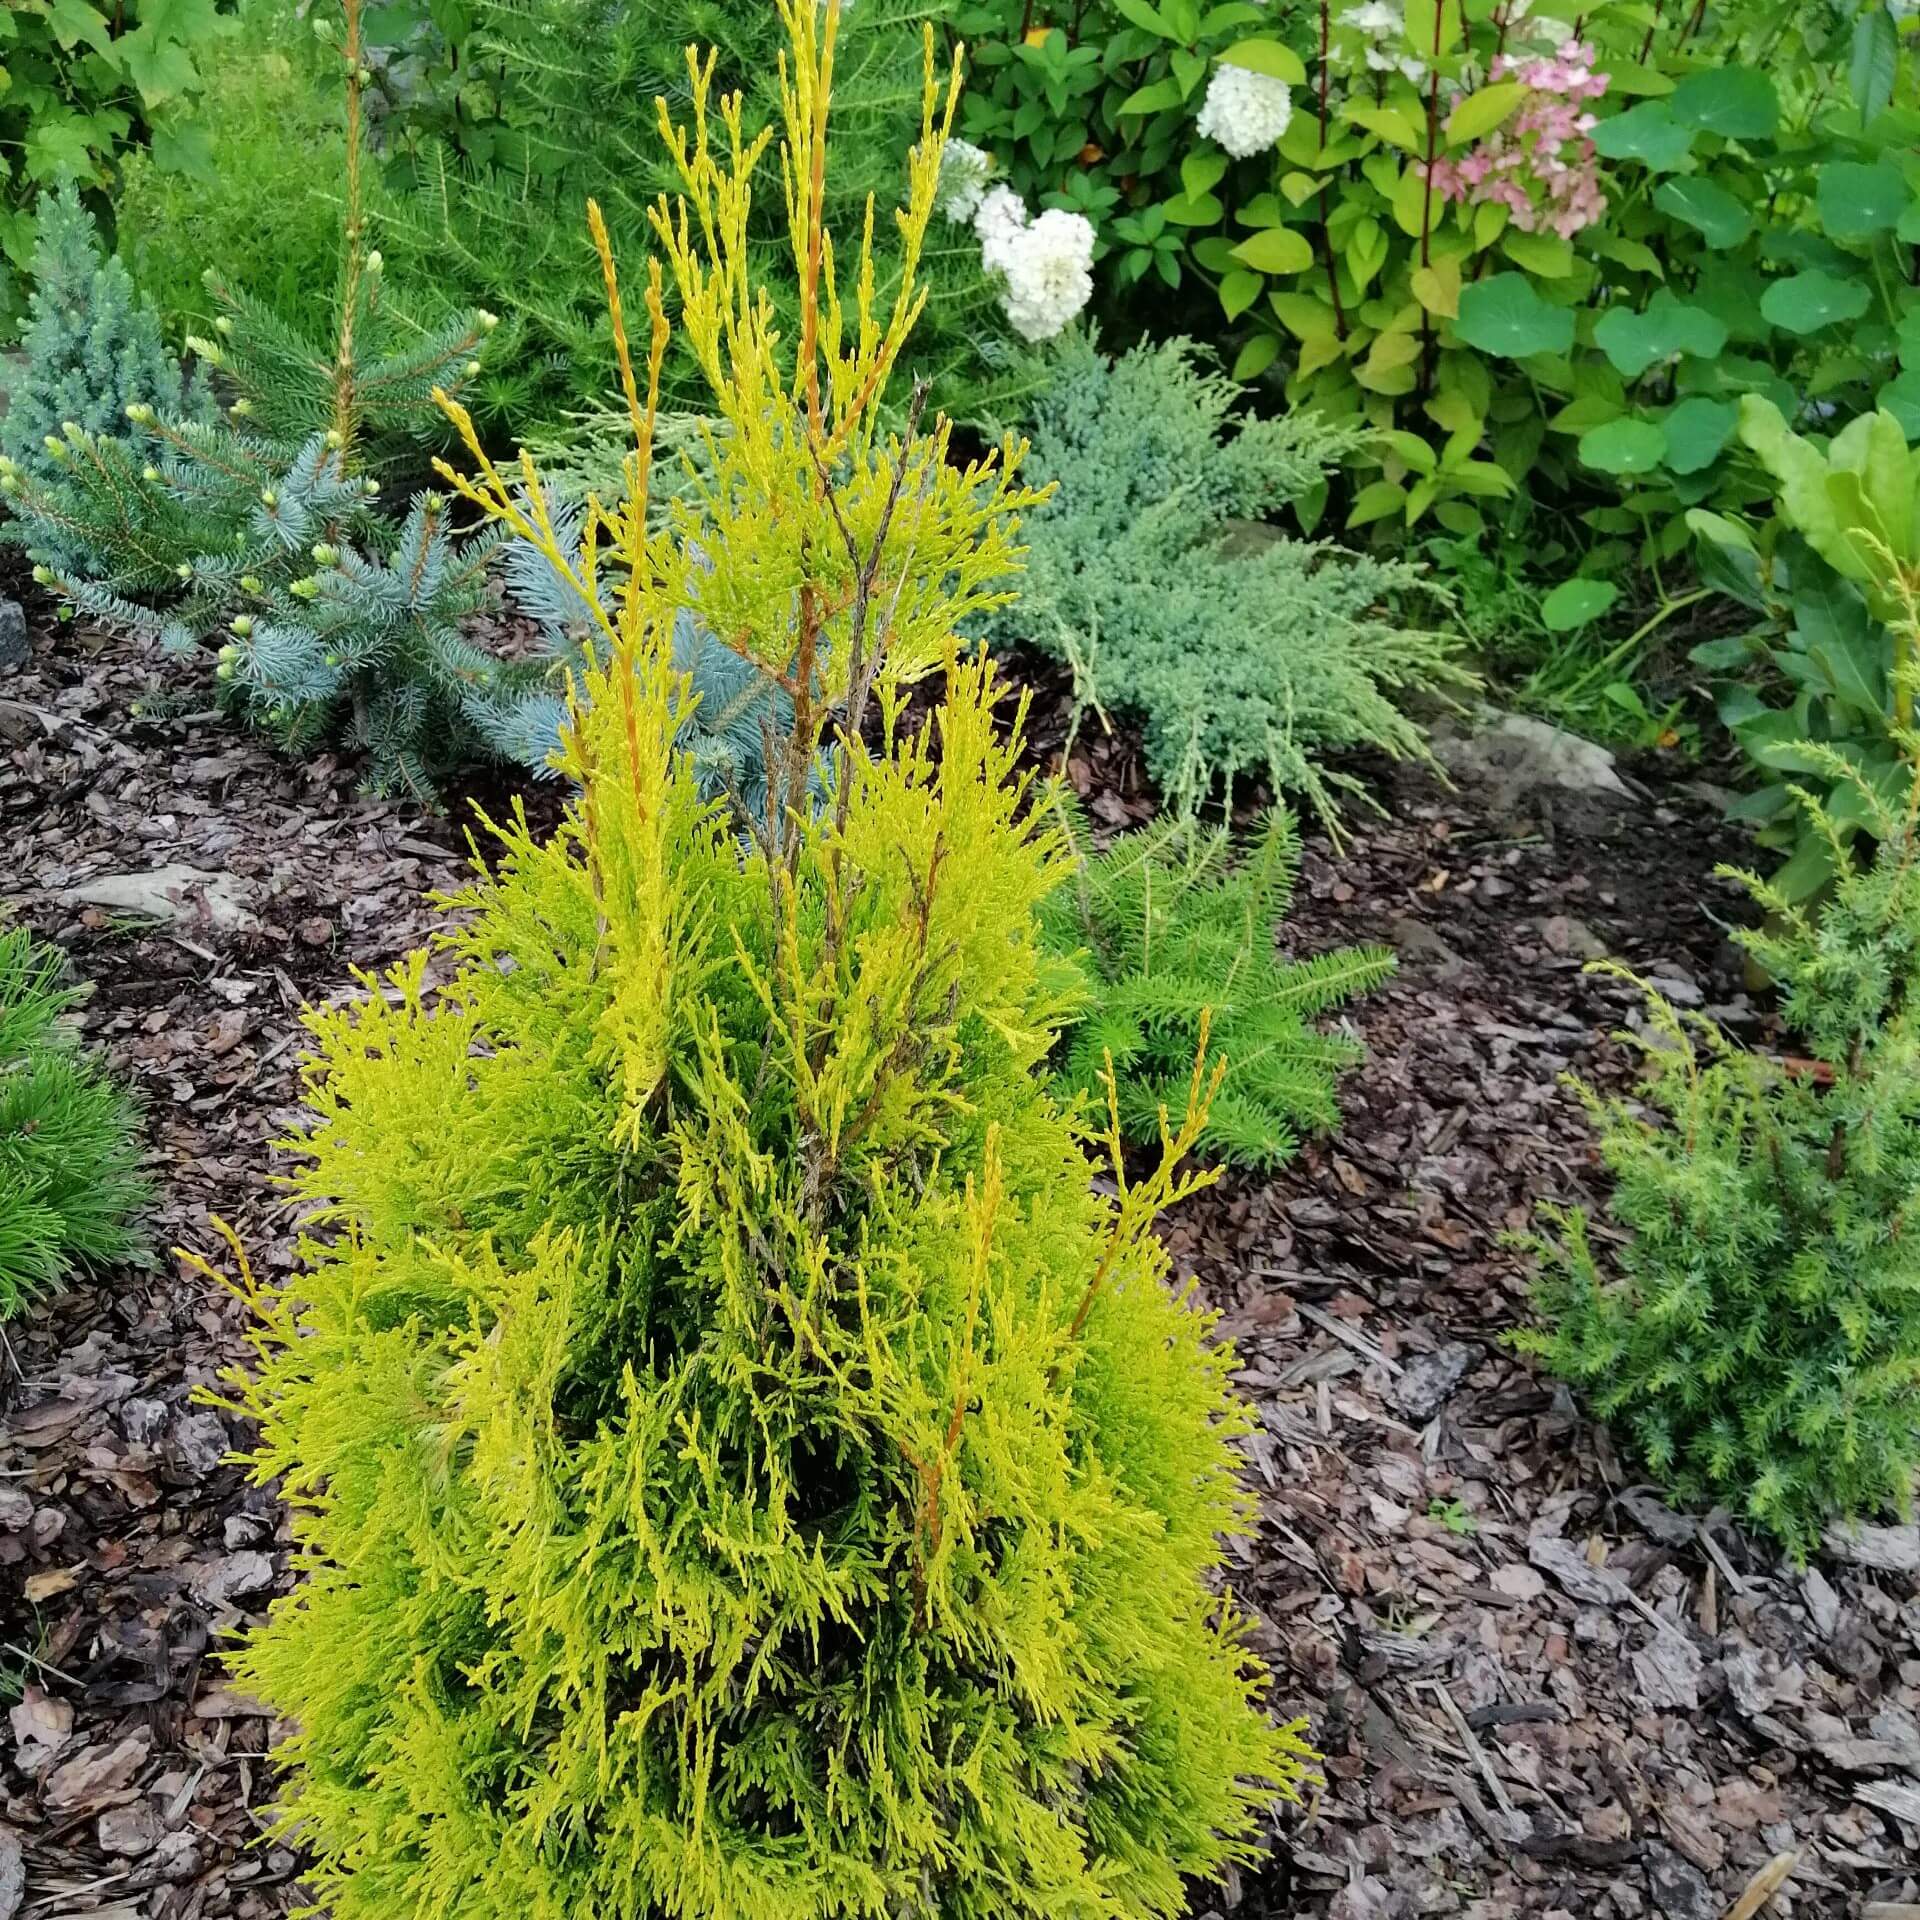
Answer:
(3, 619, 1918, 1920)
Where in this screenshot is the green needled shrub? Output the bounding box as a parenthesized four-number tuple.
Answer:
(1042, 803, 1393, 1169)
(978, 334, 1468, 824)
(0, 928, 148, 1315)
(1518, 755, 1920, 1560)
(206, 8, 1314, 1914)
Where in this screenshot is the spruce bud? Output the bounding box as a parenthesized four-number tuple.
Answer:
(218, 644, 239, 663)
(142, 465, 161, 483)
(324, 652, 341, 668)
(231, 615, 255, 638)
(216, 659, 236, 681)
(325, 430, 345, 451)
(32, 565, 53, 586)
(478, 310, 499, 331)
(124, 401, 155, 426)
(291, 576, 319, 600)
(261, 489, 279, 510)
(362, 478, 381, 497)
(463, 360, 481, 378)
(241, 575, 264, 594)
(365, 249, 383, 273)
(176, 563, 193, 582)
(230, 398, 254, 418)
(61, 420, 84, 442)
(215, 316, 234, 336)
(185, 335, 222, 364)
(43, 437, 67, 460)
(312, 543, 340, 567)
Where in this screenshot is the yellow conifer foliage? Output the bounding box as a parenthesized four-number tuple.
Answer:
(212, 6, 1315, 1913)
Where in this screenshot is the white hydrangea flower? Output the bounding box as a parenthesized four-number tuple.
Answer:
(973, 184, 1030, 278)
(937, 139, 994, 222)
(1195, 63, 1294, 158)
(994, 207, 1096, 343)
(1339, 0, 1401, 33)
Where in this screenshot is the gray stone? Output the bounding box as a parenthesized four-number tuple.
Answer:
(1392, 1341, 1477, 1422)
(0, 598, 27, 669)
(1645, 1843, 1714, 1920)
(58, 864, 259, 934)
(1536, 912, 1609, 961)
(1436, 712, 1632, 805)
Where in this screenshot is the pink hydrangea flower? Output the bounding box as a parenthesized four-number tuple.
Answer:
(1426, 41, 1610, 239)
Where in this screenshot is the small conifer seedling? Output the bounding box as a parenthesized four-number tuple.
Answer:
(1041, 803, 1394, 1168)
(1518, 754, 1920, 1559)
(207, 7, 1314, 1916)
(0, 927, 149, 1315)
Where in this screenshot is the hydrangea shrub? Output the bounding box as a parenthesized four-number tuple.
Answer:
(210, 8, 1315, 1912)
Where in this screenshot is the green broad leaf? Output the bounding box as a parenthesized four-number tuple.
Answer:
(1653, 176, 1752, 247)
(1579, 417, 1667, 474)
(1268, 290, 1338, 339)
(23, 116, 101, 181)
(1817, 161, 1910, 242)
(1541, 577, 1621, 631)
(1669, 69, 1779, 141)
(1344, 105, 1425, 153)
(1661, 396, 1738, 474)
(1589, 100, 1693, 171)
(1760, 269, 1872, 335)
(44, 0, 113, 54)
(1220, 37, 1307, 83)
(1850, 4, 1899, 126)
(1601, 62, 1679, 98)
(148, 118, 215, 179)
(1501, 230, 1573, 277)
(1233, 332, 1283, 380)
(1382, 429, 1437, 474)
(1403, 0, 1463, 60)
(1182, 151, 1230, 197)
(1808, 626, 1889, 723)
(1117, 76, 1185, 115)
(1445, 82, 1524, 147)
(1219, 268, 1265, 320)
(1162, 190, 1224, 225)
(1452, 272, 1574, 357)
(1877, 369, 1920, 441)
(1770, 833, 1836, 905)
(1592, 292, 1728, 376)
(1232, 226, 1315, 273)
(1109, 0, 1177, 35)
(1347, 478, 1408, 529)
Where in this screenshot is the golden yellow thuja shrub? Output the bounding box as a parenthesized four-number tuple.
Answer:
(205, 6, 1316, 1914)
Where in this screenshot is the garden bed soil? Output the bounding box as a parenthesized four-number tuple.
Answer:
(3, 616, 1919, 1920)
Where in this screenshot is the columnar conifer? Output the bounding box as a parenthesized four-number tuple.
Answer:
(208, 6, 1314, 1912)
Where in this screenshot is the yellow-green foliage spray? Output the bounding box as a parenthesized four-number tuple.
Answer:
(209, 6, 1314, 1912)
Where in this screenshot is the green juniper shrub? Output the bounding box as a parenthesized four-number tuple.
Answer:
(204, 9, 1315, 1914)
(0, 927, 148, 1316)
(979, 333, 1468, 824)
(1041, 801, 1393, 1169)
(1517, 755, 1920, 1560)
